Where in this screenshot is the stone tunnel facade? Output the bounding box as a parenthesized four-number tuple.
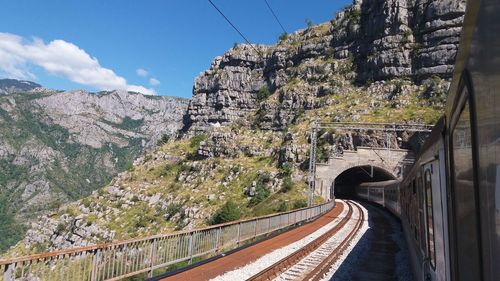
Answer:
(314, 147, 414, 200)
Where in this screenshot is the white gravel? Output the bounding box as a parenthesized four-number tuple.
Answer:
(209, 199, 349, 281)
(318, 201, 370, 281)
(319, 203, 413, 281)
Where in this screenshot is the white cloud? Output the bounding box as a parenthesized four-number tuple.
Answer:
(136, 68, 148, 77)
(149, 77, 160, 86)
(0, 32, 156, 95)
(126, 85, 156, 96)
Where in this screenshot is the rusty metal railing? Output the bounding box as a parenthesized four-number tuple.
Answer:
(1, 201, 335, 281)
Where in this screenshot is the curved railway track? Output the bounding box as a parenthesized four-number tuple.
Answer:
(247, 200, 365, 281)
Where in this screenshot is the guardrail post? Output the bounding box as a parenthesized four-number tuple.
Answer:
(3, 263, 15, 281)
(215, 227, 221, 253)
(188, 233, 194, 264)
(148, 238, 157, 278)
(90, 249, 100, 281)
(236, 222, 241, 246)
(253, 220, 257, 239)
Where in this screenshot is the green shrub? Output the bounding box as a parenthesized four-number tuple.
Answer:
(252, 108, 267, 129)
(209, 201, 242, 225)
(293, 199, 308, 209)
(345, 8, 361, 22)
(280, 162, 293, 177)
(257, 86, 271, 101)
(316, 145, 329, 162)
(56, 223, 66, 233)
(156, 134, 170, 146)
(281, 176, 294, 193)
(165, 203, 182, 220)
(190, 134, 206, 149)
(249, 184, 271, 206)
(277, 201, 289, 212)
(278, 32, 288, 42)
(81, 198, 92, 208)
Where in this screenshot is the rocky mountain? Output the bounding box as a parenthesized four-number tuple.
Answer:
(0, 79, 42, 95)
(0, 87, 188, 252)
(5, 0, 466, 257)
(187, 0, 465, 131)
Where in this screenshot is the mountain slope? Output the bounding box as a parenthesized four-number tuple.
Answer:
(0, 88, 188, 252)
(0, 79, 42, 95)
(6, 0, 465, 257)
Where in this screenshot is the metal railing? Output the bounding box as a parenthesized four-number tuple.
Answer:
(1, 201, 335, 281)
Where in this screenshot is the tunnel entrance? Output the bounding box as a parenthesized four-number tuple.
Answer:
(333, 165, 396, 199)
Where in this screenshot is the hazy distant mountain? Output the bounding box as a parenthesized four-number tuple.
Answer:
(0, 79, 42, 95)
(0, 80, 188, 252)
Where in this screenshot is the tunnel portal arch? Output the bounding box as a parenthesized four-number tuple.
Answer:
(332, 165, 396, 199)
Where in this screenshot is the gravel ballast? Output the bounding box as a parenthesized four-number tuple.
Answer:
(209, 199, 349, 281)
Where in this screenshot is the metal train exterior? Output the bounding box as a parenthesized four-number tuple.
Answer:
(356, 0, 499, 280)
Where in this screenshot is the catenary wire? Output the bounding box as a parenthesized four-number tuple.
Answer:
(207, 0, 264, 57)
(263, 0, 287, 34)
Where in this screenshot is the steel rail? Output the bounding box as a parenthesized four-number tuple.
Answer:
(1, 201, 335, 281)
(305, 200, 366, 281)
(247, 200, 353, 281)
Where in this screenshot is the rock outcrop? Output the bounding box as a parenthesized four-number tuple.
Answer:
(186, 0, 466, 131)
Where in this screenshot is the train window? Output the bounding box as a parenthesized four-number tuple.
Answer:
(450, 86, 481, 281)
(424, 169, 436, 268)
(417, 175, 426, 253)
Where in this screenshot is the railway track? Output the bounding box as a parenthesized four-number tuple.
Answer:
(247, 200, 365, 281)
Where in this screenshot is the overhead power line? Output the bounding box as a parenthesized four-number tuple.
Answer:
(263, 0, 287, 34)
(207, 0, 264, 57)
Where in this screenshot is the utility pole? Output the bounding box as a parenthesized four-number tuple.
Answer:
(308, 121, 318, 206)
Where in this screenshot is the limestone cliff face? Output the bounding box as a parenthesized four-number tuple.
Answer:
(187, 45, 270, 131)
(343, 0, 467, 80)
(186, 0, 466, 131)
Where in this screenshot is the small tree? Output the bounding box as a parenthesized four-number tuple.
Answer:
(257, 86, 271, 101)
(157, 134, 170, 146)
(278, 32, 288, 42)
(305, 18, 313, 28)
(209, 201, 242, 225)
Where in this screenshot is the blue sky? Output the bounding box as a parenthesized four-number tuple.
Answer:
(0, 0, 351, 98)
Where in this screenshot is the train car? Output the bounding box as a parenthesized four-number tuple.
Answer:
(441, 1, 499, 280)
(354, 1, 499, 280)
(356, 180, 400, 216)
(399, 119, 449, 281)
